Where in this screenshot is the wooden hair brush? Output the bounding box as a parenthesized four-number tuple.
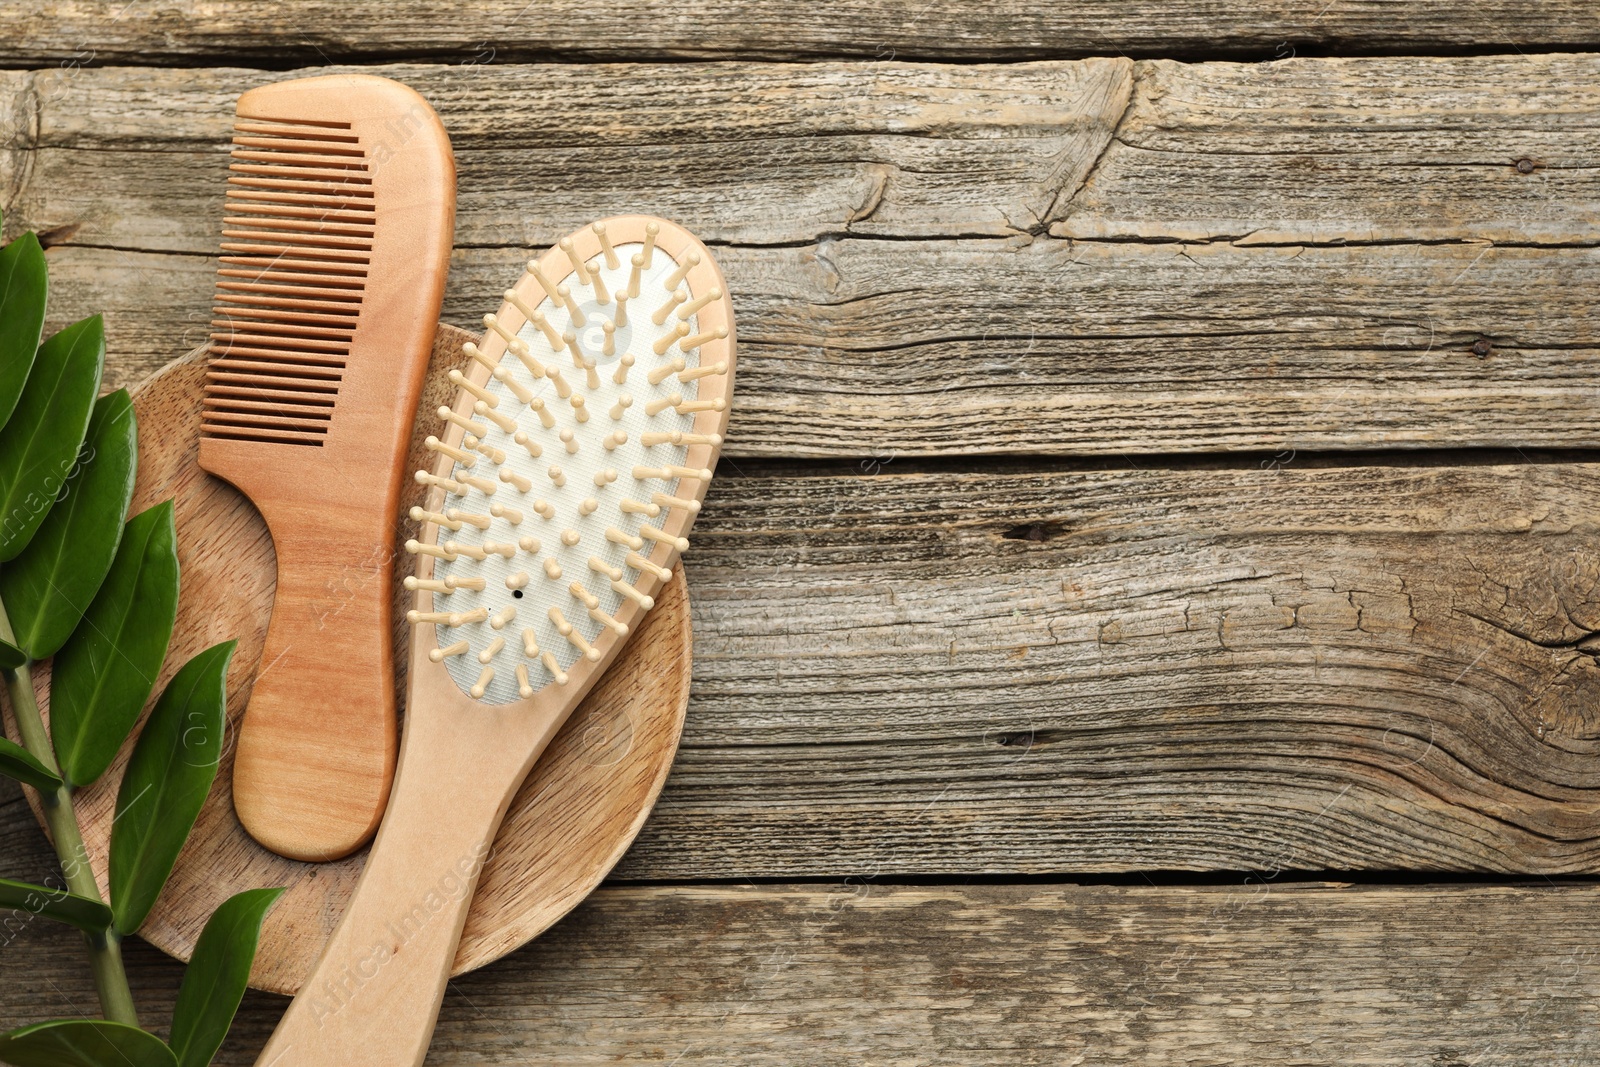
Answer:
(199, 74, 455, 862)
(254, 216, 734, 1065)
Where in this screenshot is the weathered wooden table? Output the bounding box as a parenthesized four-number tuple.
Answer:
(2, 4, 1600, 1062)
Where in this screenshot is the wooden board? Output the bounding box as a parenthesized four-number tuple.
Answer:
(22, 324, 693, 994)
(2, 870, 1599, 1064)
(0, 1, 1594, 63)
(7, 57, 1600, 456)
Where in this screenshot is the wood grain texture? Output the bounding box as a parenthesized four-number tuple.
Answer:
(203, 72, 457, 862)
(0, 1, 1594, 64)
(1, 861, 1598, 1065)
(5, 57, 1599, 456)
(23, 326, 693, 994)
(602, 460, 1600, 879)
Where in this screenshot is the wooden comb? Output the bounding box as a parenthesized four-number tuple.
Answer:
(198, 75, 455, 862)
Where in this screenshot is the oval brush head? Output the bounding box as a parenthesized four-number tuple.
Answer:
(406, 216, 733, 700)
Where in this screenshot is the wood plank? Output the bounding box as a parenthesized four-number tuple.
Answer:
(10, 461, 1595, 876)
(0, 1, 1595, 64)
(35, 238, 1600, 457)
(7, 57, 1599, 456)
(0, 850, 1596, 1065)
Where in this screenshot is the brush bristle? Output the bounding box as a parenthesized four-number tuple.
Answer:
(407, 220, 731, 704)
(201, 117, 375, 445)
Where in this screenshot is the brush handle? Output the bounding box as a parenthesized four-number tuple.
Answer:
(254, 704, 551, 1067)
(231, 516, 396, 862)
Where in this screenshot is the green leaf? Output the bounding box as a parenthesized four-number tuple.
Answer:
(0, 1020, 174, 1067)
(0, 637, 24, 670)
(0, 389, 138, 658)
(0, 878, 109, 933)
(46, 501, 179, 787)
(0, 232, 49, 431)
(0, 735, 60, 790)
(109, 640, 235, 935)
(169, 887, 283, 1067)
(0, 315, 105, 562)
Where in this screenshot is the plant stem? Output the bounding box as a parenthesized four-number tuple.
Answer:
(0, 591, 139, 1027)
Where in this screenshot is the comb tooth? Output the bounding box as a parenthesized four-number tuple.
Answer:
(444, 542, 489, 562)
(606, 526, 644, 551)
(507, 571, 532, 591)
(620, 498, 661, 517)
(613, 292, 630, 328)
(494, 369, 535, 405)
(547, 466, 567, 488)
(415, 470, 465, 495)
(444, 575, 486, 591)
(469, 667, 494, 700)
(444, 509, 492, 531)
(648, 358, 686, 386)
(640, 221, 659, 268)
(677, 287, 723, 320)
(652, 288, 687, 325)
(449, 369, 497, 407)
(517, 535, 541, 553)
(682, 326, 729, 352)
(612, 355, 635, 386)
(593, 222, 620, 269)
(570, 396, 590, 423)
(462, 341, 498, 372)
(590, 607, 628, 637)
(591, 268, 611, 305)
(560, 237, 591, 286)
(546, 368, 571, 400)
(491, 503, 524, 524)
(589, 556, 623, 581)
(199, 409, 331, 433)
(477, 636, 506, 663)
(221, 213, 374, 238)
(512, 430, 543, 459)
(458, 474, 497, 495)
(543, 558, 562, 580)
(541, 652, 569, 686)
(406, 576, 452, 594)
(612, 579, 655, 610)
(548, 608, 601, 662)
(628, 553, 672, 581)
(491, 607, 517, 630)
(424, 436, 476, 466)
(627, 253, 644, 299)
(429, 640, 469, 663)
(557, 285, 586, 326)
(214, 279, 363, 304)
(604, 431, 628, 451)
(600, 320, 616, 357)
(482, 541, 518, 559)
(521, 628, 540, 655)
(438, 407, 489, 437)
(641, 430, 723, 447)
(610, 395, 633, 420)
(516, 664, 535, 698)
(476, 402, 518, 433)
(653, 323, 690, 355)
(644, 393, 684, 417)
(640, 525, 689, 552)
(220, 226, 374, 251)
(678, 361, 729, 384)
(464, 435, 507, 464)
(406, 539, 458, 562)
(636, 464, 713, 481)
(410, 507, 462, 532)
(676, 398, 726, 415)
(525, 261, 560, 301)
(568, 582, 599, 609)
(500, 468, 533, 493)
(664, 252, 700, 290)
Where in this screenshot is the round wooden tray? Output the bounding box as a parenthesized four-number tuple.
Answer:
(30, 324, 690, 994)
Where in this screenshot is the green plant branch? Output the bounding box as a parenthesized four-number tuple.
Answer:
(0, 589, 138, 1027)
